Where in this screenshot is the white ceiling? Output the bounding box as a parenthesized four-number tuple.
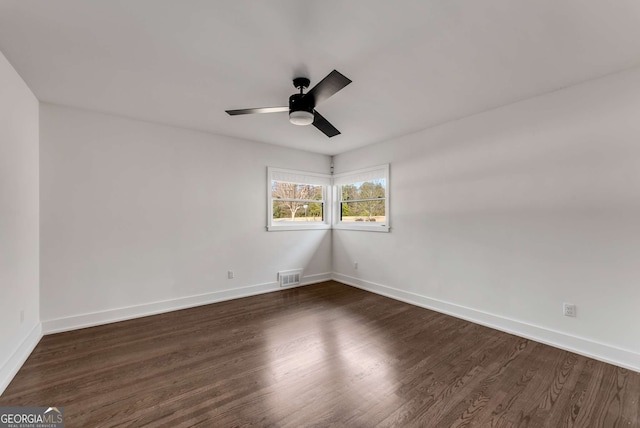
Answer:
(2, 1, 640, 155)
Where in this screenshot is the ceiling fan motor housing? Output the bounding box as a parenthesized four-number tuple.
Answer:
(290, 77, 314, 116)
(289, 93, 314, 114)
(289, 90, 314, 126)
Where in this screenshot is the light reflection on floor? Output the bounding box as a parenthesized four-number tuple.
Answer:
(261, 304, 401, 423)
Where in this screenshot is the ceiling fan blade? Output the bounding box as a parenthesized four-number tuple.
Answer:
(225, 106, 288, 116)
(312, 111, 340, 138)
(307, 70, 352, 106)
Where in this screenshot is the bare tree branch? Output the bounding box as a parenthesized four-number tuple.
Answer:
(272, 182, 320, 220)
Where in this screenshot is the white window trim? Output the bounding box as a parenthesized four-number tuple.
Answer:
(267, 167, 332, 231)
(332, 164, 390, 232)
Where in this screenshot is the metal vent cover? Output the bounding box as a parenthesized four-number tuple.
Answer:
(278, 269, 303, 287)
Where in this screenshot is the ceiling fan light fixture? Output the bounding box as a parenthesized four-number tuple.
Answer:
(289, 110, 314, 126)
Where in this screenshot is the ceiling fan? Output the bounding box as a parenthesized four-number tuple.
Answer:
(225, 70, 352, 138)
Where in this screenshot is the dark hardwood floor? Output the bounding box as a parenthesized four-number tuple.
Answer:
(1, 281, 638, 427)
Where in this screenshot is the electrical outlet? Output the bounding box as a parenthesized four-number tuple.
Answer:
(354, 261, 358, 270)
(563, 303, 576, 317)
(227, 271, 234, 279)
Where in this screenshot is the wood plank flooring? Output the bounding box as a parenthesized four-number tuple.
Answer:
(1, 281, 638, 427)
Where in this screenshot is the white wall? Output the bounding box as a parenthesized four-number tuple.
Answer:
(0, 51, 40, 394)
(40, 104, 331, 332)
(333, 67, 640, 370)
(6, 54, 640, 395)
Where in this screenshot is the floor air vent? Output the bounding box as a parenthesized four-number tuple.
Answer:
(278, 269, 303, 287)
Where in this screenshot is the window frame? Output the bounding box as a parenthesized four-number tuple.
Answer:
(332, 164, 390, 232)
(267, 167, 332, 231)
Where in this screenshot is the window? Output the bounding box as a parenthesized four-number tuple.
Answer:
(266, 164, 389, 232)
(267, 167, 331, 231)
(333, 164, 389, 232)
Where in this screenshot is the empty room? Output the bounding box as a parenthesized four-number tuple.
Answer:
(1, 1, 639, 426)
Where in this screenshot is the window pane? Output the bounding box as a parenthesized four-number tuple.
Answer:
(341, 179, 386, 201)
(340, 200, 385, 223)
(272, 181, 323, 201)
(273, 201, 323, 222)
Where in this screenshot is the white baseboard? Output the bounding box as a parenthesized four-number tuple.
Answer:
(42, 272, 332, 335)
(0, 323, 42, 396)
(332, 272, 640, 372)
(302, 272, 333, 285)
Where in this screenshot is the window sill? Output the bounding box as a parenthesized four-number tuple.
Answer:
(332, 224, 390, 232)
(267, 224, 331, 232)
